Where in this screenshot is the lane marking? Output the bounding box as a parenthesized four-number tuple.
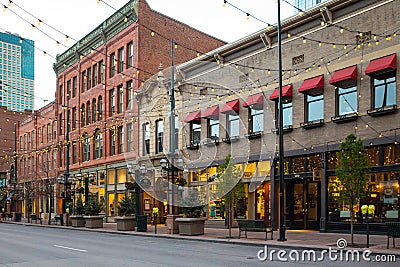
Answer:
(53, 245, 88, 253)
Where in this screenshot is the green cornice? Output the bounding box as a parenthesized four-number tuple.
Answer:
(53, 0, 138, 75)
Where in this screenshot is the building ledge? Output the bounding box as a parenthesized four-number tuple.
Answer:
(222, 136, 239, 144)
(300, 119, 324, 129)
(331, 113, 358, 123)
(186, 142, 200, 150)
(367, 105, 397, 117)
(203, 138, 220, 147)
(245, 131, 263, 140)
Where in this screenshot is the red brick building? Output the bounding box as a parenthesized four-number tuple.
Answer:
(44, 0, 225, 221)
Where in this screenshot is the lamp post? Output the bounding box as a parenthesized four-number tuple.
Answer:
(277, 0, 287, 242)
(160, 157, 184, 216)
(57, 175, 75, 226)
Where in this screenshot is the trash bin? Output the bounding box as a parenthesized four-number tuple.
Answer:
(136, 215, 147, 232)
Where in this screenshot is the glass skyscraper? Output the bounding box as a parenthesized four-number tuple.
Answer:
(0, 31, 34, 112)
(294, 0, 327, 12)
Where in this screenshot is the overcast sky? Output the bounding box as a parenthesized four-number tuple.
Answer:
(0, 0, 295, 110)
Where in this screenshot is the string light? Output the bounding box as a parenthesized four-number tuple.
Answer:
(340, 27, 344, 34)
(246, 13, 250, 20)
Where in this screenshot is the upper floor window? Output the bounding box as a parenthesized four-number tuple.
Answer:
(110, 129, 116, 156)
(227, 114, 239, 138)
(337, 86, 357, 116)
(282, 100, 293, 127)
(94, 129, 103, 159)
(143, 123, 150, 155)
(127, 123, 133, 152)
(109, 89, 115, 116)
(249, 109, 263, 133)
(118, 47, 124, 73)
(72, 142, 77, 164)
(98, 96, 103, 121)
(92, 99, 97, 123)
(83, 133, 90, 162)
(156, 120, 163, 153)
(81, 104, 86, 126)
(99, 60, 104, 83)
(118, 126, 124, 154)
(372, 74, 396, 109)
(92, 63, 98, 87)
(306, 94, 324, 122)
(82, 70, 87, 92)
(72, 76, 77, 97)
(126, 80, 133, 110)
(208, 119, 219, 140)
(110, 53, 116, 77)
(118, 85, 123, 113)
(127, 42, 133, 68)
(190, 121, 201, 144)
(87, 67, 92, 89)
(86, 101, 91, 125)
(66, 80, 71, 100)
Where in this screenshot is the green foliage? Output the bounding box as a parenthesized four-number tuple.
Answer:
(335, 134, 369, 205)
(117, 196, 136, 216)
(214, 155, 245, 202)
(84, 197, 102, 216)
(73, 197, 84, 215)
(178, 188, 204, 218)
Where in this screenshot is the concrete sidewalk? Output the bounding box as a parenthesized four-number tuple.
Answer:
(2, 218, 400, 256)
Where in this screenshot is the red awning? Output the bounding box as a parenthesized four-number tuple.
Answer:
(269, 84, 293, 101)
(201, 105, 219, 119)
(242, 93, 264, 110)
(220, 100, 239, 115)
(329, 66, 357, 87)
(365, 54, 396, 76)
(184, 111, 201, 122)
(298, 75, 324, 94)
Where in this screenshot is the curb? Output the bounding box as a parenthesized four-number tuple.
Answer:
(3, 221, 400, 256)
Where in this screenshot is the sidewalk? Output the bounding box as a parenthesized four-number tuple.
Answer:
(2, 217, 400, 256)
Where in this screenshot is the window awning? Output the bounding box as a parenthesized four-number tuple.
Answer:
(298, 75, 324, 95)
(201, 105, 219, 120)
(365, 54, 396, 77)
(220, 99, 239, 115)
(184, 111, 201, 123)
(242, 93, 264, 110)
(269, 84, 293, 101)
(329, 66, 357, 87)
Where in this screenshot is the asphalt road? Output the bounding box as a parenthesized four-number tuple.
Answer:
(0, 223, 398, 267)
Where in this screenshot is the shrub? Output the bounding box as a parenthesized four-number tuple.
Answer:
(84, 197, 102, 216)
(117, 196, 136, 216)
(73, 197, 85, 215)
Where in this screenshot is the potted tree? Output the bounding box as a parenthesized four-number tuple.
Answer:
(83, 197, 103, 228)
(70, 197, 85, 227)
(115, 196, 136, 231)
(176, 189, 207, 236)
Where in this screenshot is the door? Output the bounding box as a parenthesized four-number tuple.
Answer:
(291, 179, 320, 229)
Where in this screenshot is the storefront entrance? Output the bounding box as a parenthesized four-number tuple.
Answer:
(286, 178, 320, 230)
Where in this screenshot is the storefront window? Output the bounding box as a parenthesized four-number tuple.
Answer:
(116, 193, 125, 216)
(108, 193, 115, 216)
(328, 152, 338, 170)
(292, 157, 305, 173)
(384, 145, 400, 165)
(366, 147, 380, 166)
(108, 170, 115, 185)
(207, 167, 217, 182)
(258, 161, 270, 177)
(243, 162, 256, 178)
(306, 154, 321, 171)
(328, 173, 400, 223)
(117, 169, 126, 184)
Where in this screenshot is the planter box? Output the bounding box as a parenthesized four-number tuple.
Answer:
(166, 214, 182, 234)
(176, 217, 207, 236)
(83, 215, 104, 229)
(70, 215, 85, 227)
(115, 216, 136, 231)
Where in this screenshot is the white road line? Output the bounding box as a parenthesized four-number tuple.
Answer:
(53, 245, 88, 253)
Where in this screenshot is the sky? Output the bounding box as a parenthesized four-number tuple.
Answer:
(0, 0, 295, 110)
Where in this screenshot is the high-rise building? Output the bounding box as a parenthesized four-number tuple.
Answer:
(294, 0, 327, 12)
(0, 31, 34, 112)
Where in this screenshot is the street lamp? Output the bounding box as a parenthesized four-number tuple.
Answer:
(161, 157, 184, 216)
(57, 175, 75, 225)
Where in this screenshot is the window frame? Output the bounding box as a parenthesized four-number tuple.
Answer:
(371, 72, 396, 109)
(94, 129, 103, 159)
(249, 108, 264, 134)
(336, 85, 358, 116)
(156, 120, 164, 154)
(227, 114, 239, 138)
(305, 93, 324, 122)
(207, 118, 219, 140)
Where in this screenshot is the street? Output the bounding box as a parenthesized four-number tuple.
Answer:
(0, 223, 398, 267)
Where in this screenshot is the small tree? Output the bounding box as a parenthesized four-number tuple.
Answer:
(84, 197, 102, 216)
(117, 196, 135, 217)
(178, 188, 204, 218)
(73, 197, 85, 215)
(214, 155, 245, 238)
(335, 134, 369, 246)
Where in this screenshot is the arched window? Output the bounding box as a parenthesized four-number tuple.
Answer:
(80, 104, 85, 127)
(82, 133, 90, 162)
(98, 96, 103, 121)
(86, 101, 91, 125)
(94, 129, 103, 159)
(92, 99, 97, 123)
